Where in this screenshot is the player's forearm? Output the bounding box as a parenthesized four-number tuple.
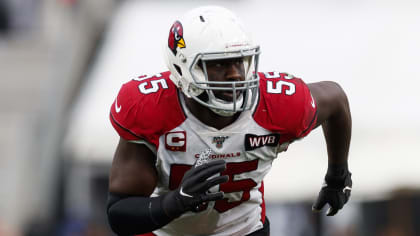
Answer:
(107, 192, 174, 235)
(321, 86, 352, 167)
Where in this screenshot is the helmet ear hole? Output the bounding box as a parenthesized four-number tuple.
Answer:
(174, 64, 183, 76)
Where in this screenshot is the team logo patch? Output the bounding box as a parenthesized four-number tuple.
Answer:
(165, 131, 186, 152)
(244, 133, 280, 151)
(168, 21, 186, 55)
(212, 136, 229, 149)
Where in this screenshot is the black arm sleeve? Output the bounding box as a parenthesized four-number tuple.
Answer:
(107, 192, 174, 235)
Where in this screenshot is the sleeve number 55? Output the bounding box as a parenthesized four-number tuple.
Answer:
(134, 73, 168, 94)
(264, 71, 296, 95)
(169, 159, 259, 213)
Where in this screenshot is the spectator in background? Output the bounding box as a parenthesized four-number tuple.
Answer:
(0, 0, 10, 34)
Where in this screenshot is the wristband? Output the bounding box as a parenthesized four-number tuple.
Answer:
(325, 163, 350, 188)
(107, 192, 173, 235)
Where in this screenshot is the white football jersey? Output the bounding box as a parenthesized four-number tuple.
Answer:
(110, 71, 317, 236)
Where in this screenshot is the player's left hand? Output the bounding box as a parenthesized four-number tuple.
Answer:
(312, 167, 352, 216)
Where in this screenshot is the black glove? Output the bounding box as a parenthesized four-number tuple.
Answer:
(162, 159, 229, 218)
(312, 164, 352, 216)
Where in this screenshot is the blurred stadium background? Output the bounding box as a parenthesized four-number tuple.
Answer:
(1, 0, 419, 235)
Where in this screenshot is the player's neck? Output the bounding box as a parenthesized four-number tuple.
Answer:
(183, 96, 241, 130)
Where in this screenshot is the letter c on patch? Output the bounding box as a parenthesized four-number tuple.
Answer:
(165, 131, 186, 151)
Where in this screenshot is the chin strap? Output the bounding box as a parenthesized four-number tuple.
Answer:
(208, 91, 245, 117)
(209, 107, 238, 117)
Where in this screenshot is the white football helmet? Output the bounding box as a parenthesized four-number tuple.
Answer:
(164, 6, 260, 117)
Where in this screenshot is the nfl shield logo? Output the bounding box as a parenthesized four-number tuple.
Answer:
(212, 136, 229, 149)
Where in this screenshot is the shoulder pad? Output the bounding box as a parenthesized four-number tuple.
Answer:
(253, 72, 317, 139)
(110, 72, 186, 147)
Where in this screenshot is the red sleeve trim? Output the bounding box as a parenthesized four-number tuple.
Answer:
(298, 110, 317, 138)
(295, 84, 318, 138)
(109, 112, 142, 141)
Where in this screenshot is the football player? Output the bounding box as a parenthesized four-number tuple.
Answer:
(107, 6, 352, 236)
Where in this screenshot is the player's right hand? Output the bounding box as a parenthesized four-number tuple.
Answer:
(162, 160, 229, 218)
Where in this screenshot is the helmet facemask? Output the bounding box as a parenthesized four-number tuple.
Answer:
(187, 46, 261, 117)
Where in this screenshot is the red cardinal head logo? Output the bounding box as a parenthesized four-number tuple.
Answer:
(168, 21, 186, 55)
